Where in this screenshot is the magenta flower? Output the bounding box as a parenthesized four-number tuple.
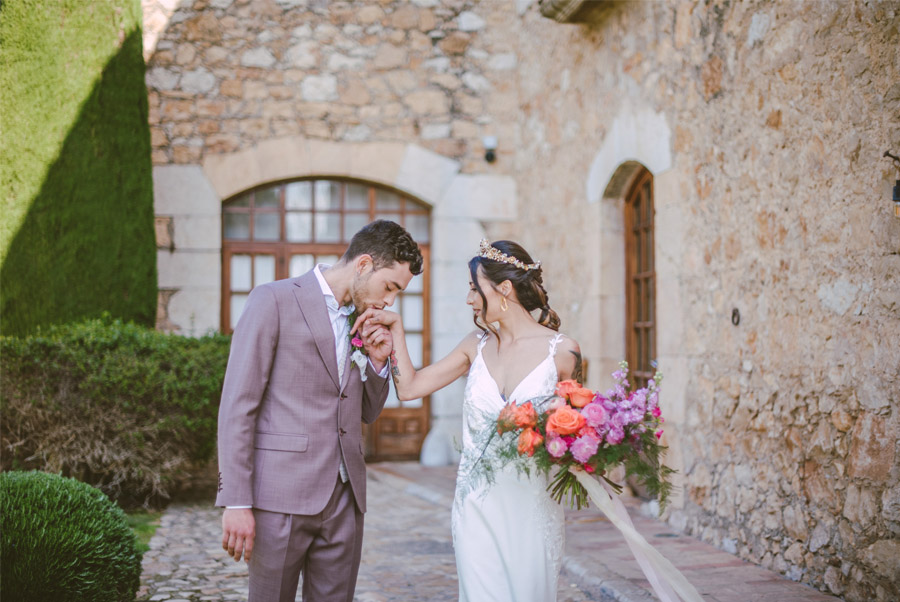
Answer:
(581, 402, 608, 428)
(351, 335, 364, 348)
(655, 429, 664, 440)
(570, 433, 601, 463)
(545, 434, 568, 458)
(652, 406, 662, 418)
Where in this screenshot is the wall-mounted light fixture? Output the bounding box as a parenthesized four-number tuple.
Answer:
(483, 136, 498, 163)
(885, 150, 900, 218)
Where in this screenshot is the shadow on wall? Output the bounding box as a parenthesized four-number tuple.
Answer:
(1, 29, 157, 336)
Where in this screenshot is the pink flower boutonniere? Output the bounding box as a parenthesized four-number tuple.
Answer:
(348, 311, 368, 381)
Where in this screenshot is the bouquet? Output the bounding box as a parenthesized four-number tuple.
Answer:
(472, 361, 675, 510)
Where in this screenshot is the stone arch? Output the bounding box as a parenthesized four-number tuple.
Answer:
(585, 105, 672, 203)
(154, 136, 519, 465)
(585, 106, 686, 509)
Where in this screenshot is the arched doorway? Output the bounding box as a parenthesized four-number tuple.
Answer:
(624, 168, 656, 389)
(221, 177, 431, 460)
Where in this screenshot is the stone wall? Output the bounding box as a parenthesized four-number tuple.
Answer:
(144, 0, 900, 598)
(145, 0, 514, 171)
(503, 1, 899, 600)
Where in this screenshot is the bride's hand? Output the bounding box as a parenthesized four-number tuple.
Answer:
(351, 308, 402, 335)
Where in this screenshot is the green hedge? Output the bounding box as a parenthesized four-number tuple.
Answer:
(0, 0, 156, 337)
(1, 471, 143, 602)
(1, 316, 230, 507)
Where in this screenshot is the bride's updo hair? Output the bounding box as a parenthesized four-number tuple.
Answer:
(468, 240, 561, 335)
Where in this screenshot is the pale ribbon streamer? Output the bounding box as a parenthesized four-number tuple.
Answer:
(569, 468, 705, 602)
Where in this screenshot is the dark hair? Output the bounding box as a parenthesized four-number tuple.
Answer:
(343, 219, 424, 275)
(468, 240, 560, 335)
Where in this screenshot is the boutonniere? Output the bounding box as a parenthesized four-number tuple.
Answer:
(348, 311, 368, 382)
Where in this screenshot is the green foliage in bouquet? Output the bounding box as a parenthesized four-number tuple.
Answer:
(1, 315, 231, 507)
(0, 471, 143, 602)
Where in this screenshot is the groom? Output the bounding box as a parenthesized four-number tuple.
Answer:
(216, 220, 423, 602)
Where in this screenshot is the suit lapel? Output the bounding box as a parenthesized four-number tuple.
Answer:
(293, 271, 340, 390)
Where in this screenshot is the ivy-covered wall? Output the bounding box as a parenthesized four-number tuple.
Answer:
(1, 0, 156, 336)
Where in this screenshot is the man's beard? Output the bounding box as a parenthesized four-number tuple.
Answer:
(350, 270, 372, 311)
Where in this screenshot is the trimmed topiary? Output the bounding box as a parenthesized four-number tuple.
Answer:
(0, 470, 143, 602)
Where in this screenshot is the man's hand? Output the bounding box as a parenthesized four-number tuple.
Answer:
(361, 324, 392, 372)
(222, 508, 255, 562)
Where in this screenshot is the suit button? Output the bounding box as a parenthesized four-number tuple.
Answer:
(340, 393, 348, 399)
(339, 428, 347, 436)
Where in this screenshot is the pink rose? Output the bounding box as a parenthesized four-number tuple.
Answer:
(581, 402, 607, 428)
(570, 432, 601, 463)
(351, 336, 364, 348)
(545, 434, 568, 458)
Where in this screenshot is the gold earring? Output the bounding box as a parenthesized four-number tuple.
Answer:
(500, 296, 509, 312)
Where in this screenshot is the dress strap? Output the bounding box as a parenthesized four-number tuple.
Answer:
(548, 333, 565, 357)
(477, 331, 490, 353)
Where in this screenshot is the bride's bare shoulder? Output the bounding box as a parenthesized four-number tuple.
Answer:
(457, 330, 488, 357)
(554, 333, 584, 383)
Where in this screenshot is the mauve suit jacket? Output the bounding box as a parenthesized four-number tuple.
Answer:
(215, 270, 391, 515)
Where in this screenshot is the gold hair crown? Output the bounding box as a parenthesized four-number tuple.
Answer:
(478, 239, 542, 271)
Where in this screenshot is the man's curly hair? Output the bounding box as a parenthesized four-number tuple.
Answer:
(343, 219, 424, 275)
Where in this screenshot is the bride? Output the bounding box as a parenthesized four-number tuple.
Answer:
(354, 239, 582, 601)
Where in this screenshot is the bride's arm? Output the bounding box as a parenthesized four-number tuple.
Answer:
(353, 308, 476, 400)
(556, 335, 584, 383)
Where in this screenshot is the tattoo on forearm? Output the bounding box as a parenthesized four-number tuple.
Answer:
(390, 349, 401, 382)
(570, 350, 583, 384)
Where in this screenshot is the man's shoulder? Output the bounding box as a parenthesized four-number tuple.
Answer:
(256, 274, 308, 294)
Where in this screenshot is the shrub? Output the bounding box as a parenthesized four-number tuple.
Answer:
(0, 471, 143, 602)
(1, 315, 230, 507)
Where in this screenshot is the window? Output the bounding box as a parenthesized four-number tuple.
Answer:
(624, 169, 655, 389)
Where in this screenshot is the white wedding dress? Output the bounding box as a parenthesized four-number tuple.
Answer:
(452, 333, 565, 602)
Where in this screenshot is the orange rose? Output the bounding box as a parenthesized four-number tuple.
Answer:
(555, 380, 581, 400)
(545, 405, 586, 436)
(517, 427, 543, 457)
(513, 401, 538, 429)
(497, 403, 518, 434)
(568, 386, 595, 408)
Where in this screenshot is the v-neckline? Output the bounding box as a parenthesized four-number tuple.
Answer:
(478, 345, 553, 402)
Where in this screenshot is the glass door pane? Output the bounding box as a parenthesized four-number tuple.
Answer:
(231, 255, 252, 291)
(290, 254, 315, 277)
(254, 255, 276, 286)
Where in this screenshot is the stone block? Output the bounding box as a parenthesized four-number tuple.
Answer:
(860, 540, 900, 580)
(173, 215, 222, 250)
(157, 250, 221, 289)
(395, 145, 460, 206)
(374, 44, 407, 69)
(848, 412, 895, 480)
(167, 286, 221, 336)
(301, 75, 338, 102)
(404, 89, 450, 116)
(154, 165, 221, 215)
(240, 47, 276, 68)
(435, 175, 516, 221)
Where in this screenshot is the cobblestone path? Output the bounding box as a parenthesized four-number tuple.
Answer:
(137, 463, 601, 601)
